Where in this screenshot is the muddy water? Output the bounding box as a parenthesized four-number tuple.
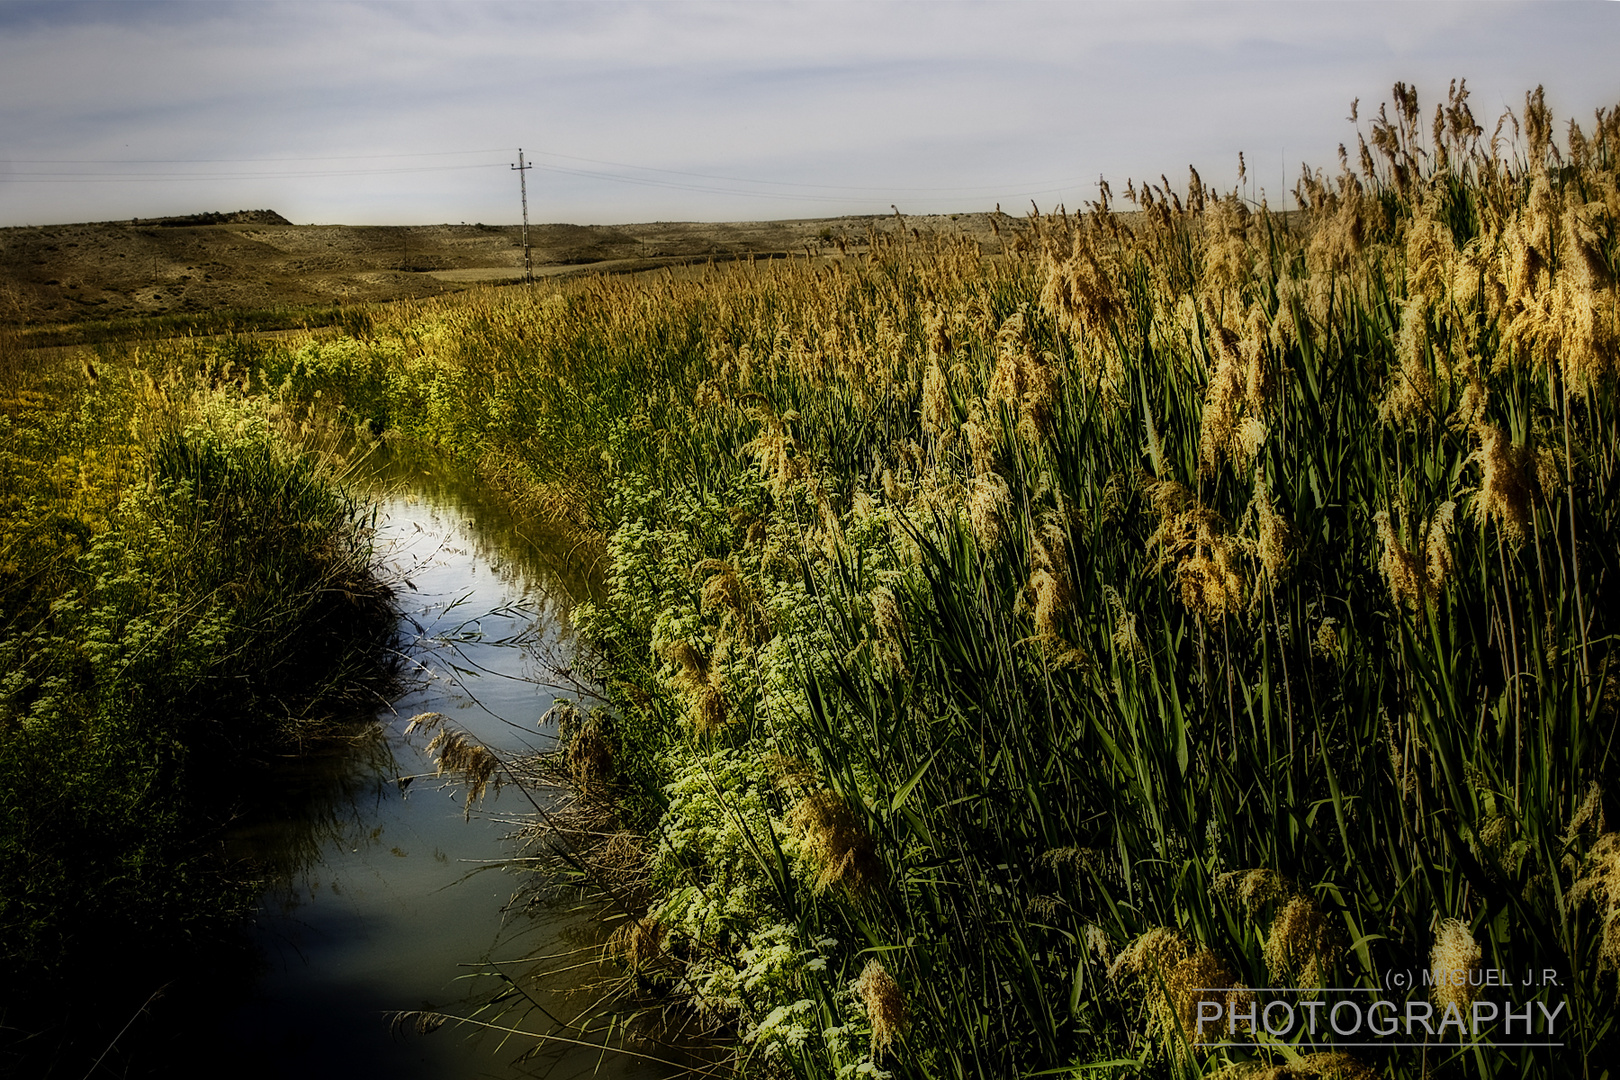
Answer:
(206, 457, 669, 1080)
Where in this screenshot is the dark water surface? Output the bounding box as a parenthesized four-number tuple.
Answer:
(189, 457, 666, 1080)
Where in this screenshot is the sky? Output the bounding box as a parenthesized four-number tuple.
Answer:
(1, 0, 1617, 228)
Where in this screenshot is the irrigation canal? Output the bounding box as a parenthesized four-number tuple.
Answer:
(189, 455, 666, 1079)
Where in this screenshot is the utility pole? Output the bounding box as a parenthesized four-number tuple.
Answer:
(512, 148, 533, 283)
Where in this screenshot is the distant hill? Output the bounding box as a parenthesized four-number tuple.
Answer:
(134, 209, 294, 228)
(0, 210, 1008, 327)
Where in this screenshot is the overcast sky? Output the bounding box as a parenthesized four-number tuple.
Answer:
(1, 1, 1616, 227)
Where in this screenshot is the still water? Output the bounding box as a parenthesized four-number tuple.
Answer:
(206, 458, 668, 1079)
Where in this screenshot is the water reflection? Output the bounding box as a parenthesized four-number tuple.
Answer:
(225, 724, 398, 888)
(362, 440, 600, 616)
(190, 449, 667, 1080)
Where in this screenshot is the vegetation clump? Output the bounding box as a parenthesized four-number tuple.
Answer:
(0, 351, 395, 1071)
(45, 80, 1618, 1078)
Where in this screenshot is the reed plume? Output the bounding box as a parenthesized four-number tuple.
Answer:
(1380, 301, 1437, 428)
(968, 473, 1012, 551)
(788, 790, 882, 895)
(921, 354, 954, 440)
(1375, 503, 1455, 608)
(1110, 928, 1247, 1053)
(854, 959, 909, 1056)
(1470, 423, 1535, 543)
(1429, 918, 1483, 1017)
(1146, 479, 1247, 617)
(1250, 477, 1293, 578)
(1211, 1054, 1377, 1080)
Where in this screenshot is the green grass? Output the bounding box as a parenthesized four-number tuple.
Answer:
(0, 357, 397, 1074)
(14, 301, 376, 349)
(82, 84, 1620, 1079)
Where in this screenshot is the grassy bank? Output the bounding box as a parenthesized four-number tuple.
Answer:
(0, 348, 395, 1071)
(97, 85, 1620, 1078)
(14, 300, 378, 349)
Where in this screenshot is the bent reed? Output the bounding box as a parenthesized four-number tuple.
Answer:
(41, 82, 1619, 1078)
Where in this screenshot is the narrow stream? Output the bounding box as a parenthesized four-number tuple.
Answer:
(200, 456, 669, 1080)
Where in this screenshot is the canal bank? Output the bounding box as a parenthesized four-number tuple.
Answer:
(174, 454, 665, 1080)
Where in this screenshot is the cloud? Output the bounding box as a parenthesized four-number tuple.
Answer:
(1, 1, 1615, 226)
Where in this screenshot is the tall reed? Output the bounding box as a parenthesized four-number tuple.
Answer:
(0, 354, 397, 1074)
(229, 83, 1620, 1078)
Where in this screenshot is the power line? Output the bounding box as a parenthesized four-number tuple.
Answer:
(525, 148, 1091, 195)
(8, 149, 510, 165)
(8, 159, 1081, 206)
(5, 163, 505, 182)
(6, 144, 1088, 201)
(523, 160, 1078, 204)
(6, 145, 1088, 206)
(14, 146, 1083, 195)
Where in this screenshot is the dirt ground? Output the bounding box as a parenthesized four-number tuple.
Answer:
(0, 208, 1012, 327)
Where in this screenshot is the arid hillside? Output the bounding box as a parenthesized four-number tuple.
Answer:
(0, 209, 1009, 326)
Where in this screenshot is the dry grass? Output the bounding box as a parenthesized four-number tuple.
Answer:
(215, 81, 1620, 1077)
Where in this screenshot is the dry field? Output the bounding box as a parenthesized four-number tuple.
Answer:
(0, 208, 1009, 326)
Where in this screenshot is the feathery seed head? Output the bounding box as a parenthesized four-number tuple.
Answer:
(1381, 301, 1437, 428)
(1176, 546, 1246, 619)
(662, 639, 710, 687)
(1204, 195, 1253, 290)
(854, 959, 909, 1056)
(1566, 782, 1609, 841)
(989, 310, 1061, 441)
(962, 412, 998, 476)
(1216, 868, 1291, 911)
(1383, 717, 1419, 799)
(1551, 203, 1620, 390)
(1472, 424, 1535, 543)
(1241, 307, 1276, 413)
(1405, 198, 1457, 303)
(921, 355, 953, 438)
(990, 311, 1031, 405)
(1423, 501, 1457, 593)
(1104, 585, 1146, 662)
(1236, 416, 1269, 465)
(700, 562, 747, 622)
(788, 790, 883, 895)
(1308, 172, 1371, 273)
(1570, 833, 1620, 971)
(1084, 924, 1115, 967)
(1314, 618, 1343, 662)
(1218, 871, 1342, 987)
(608, 915, 667, 970)
(1429, 919, 1483, 1014)
(1039, 226, 1124, 354)
(1449, 368, 1489, 431)
(1029, 566, 1070, 639)
(1375, 509, 1429, 610)
(566, 724, 614, 789)
(923, 305, 953, 358)
(870, 585, 905, 643)
(1111, 929, 1247, 1051)
(868, 584, 910, 674)
(1144, 481, 1247, 615)
(692, 685, 729, 735)
(1199, 317, 1247, 472)
(1268, 284, 1299, 354)
(968, 473, 1011, 551)
(1569, 119, 1592, 169)
(426, 729, 501, 815)
(1252, 478, 1292, 577)
(1263, 896, 1344, 988)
